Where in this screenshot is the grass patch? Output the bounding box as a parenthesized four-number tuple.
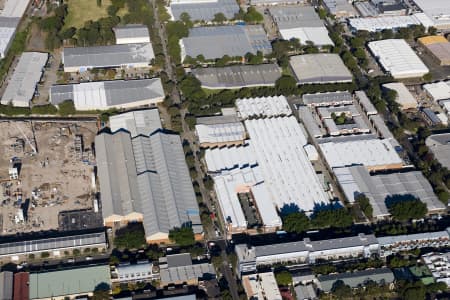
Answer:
(63, 0, 127, 30)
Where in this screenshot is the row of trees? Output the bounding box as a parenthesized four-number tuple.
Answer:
(282, 204, 353, 234)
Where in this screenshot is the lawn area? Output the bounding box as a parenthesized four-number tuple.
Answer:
(63, 0, 127, 29)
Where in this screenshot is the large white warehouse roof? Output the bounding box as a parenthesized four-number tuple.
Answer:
(245, 117, 329, 212)
(368, 39, 429, 79)
(319, 135, 404, 170)
(423, 81, 450, 102)
(236, 95, 292, 119)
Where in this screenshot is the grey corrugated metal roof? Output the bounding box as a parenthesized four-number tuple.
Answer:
(303, 91, 353, 105)
(318, 268, 395, 292)
(160, 263, 215, 283)
(0, 271, 13, 300)
(170, 0, 239, 21)
(96, 131, 141, 217)
(426, 133, 450, 169)
(181, 25, 271, 60)
(196, 115, 239, 125)
(29, 266, 110, 299)
(50, 78, 164, 108)
(290, 54, 353, 84)
(96, 129, 202, 240)
(0, 232, 106, 257)
(0, 16, 19, 27)
(113, 24, 150, 40)
(167, 253, 192, 268)
(1, 52, 48, 107)
(269, 6, 324, 29)
(422, 107, 441, 124)
(63, 43, 154, 69)
(254, 234, 378, 257)
(110, 109, 162, 137)
(191, 64, 281, 89)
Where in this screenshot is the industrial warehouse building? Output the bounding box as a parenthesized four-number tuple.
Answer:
(334, 166, 446, 220)
(62, 43, 155, 72)
(168, 0, 239, 21)
(50, 78, 164, 110)
(204, 115, 329, 233)
(195, 114, 246, 148)
(191, 64, 281, 89)
(0, 231, 107, 261)
(0, 0, 30, 58)
(318, 135, 404, 171)
(418, 35, 450, 66)
(236, 233, 379, 274)
(318, 268, 395, 292)
(180, 25, 272, 61)
(411, 0, 450, 30)
(113, 24, 150, 45)
(96, 110, 202, 243)
(242, 272, 282, 300)
(423, 81, 450, 102)
(426, 133, 450, 170)
(348, 14, 426, 32)
(368, 39, 429, 79)
(236, 95, 291, 119)
(322, 0, 358, 18)
(289, 54, 353, 84)
(109, 109, 162, 137)
(382, 82, 417, 110)
(1, 52, 48, 107)
(159, 253, 216, 287)
(268, 6, 333, 46)
(29, 265, 111, 300)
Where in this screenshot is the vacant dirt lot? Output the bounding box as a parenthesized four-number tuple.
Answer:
(0, 120, 98, 235)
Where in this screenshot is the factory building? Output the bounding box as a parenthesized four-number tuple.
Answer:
(180, 25, 272, 61)
(418, 35, 450, 66)
(50, 78, 164, 110)
(96, 110, 202, 243)
(368, 39, 429, 79)
(191, 64, 281, 89)
(289, 54, 353, 84)
(1, 52, 48, 107)
(62, 43, 154, 73)
(268, 6, 333, 46)
(168, 0, 239, 21)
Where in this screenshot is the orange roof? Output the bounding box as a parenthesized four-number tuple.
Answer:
(418, 35, 448, 46)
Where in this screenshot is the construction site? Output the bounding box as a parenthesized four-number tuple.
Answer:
(0, 120, 98, 235)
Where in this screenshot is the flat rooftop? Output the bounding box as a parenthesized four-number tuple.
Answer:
(169, 0, 239, 21)
(50, 78, 164, 110)
(191, 64, 281, 89)
(368, 39, 429, 79)
(181, 25, 272, 60)
(1, 52, 48, 107)
(289, 54, 353, 84)
(63, 43, 154, 70)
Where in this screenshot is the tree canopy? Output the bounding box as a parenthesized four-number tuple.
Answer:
(275, 271, 292, 286)
(169, 226, 195, 246)
(311, 205, 353, 229)
(355, 194, 373, 219)
(386, 195, 427, 221)
(114, 223, 146, 249)
(282, 211, 310, 234)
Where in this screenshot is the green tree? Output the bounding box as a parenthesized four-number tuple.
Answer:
(169, 227, 195, 246)
(311, 206, 352, 229)
(243, 7, 263, 23)
(275, 271, 292, 286)
(423, 73, 433, 82)
(355, 194, 373, 219)
(97, 0, 102, 7)
(40, 251, 50, 258)
(282, 212, 310, 234)
(387, 196, 427, 221)
(331, 280, 352, 298)
(213, 12, 227, 23)
(114, 223, 146, 249)
(275, 75, 297, 94)
(57, 100, 76, 116)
